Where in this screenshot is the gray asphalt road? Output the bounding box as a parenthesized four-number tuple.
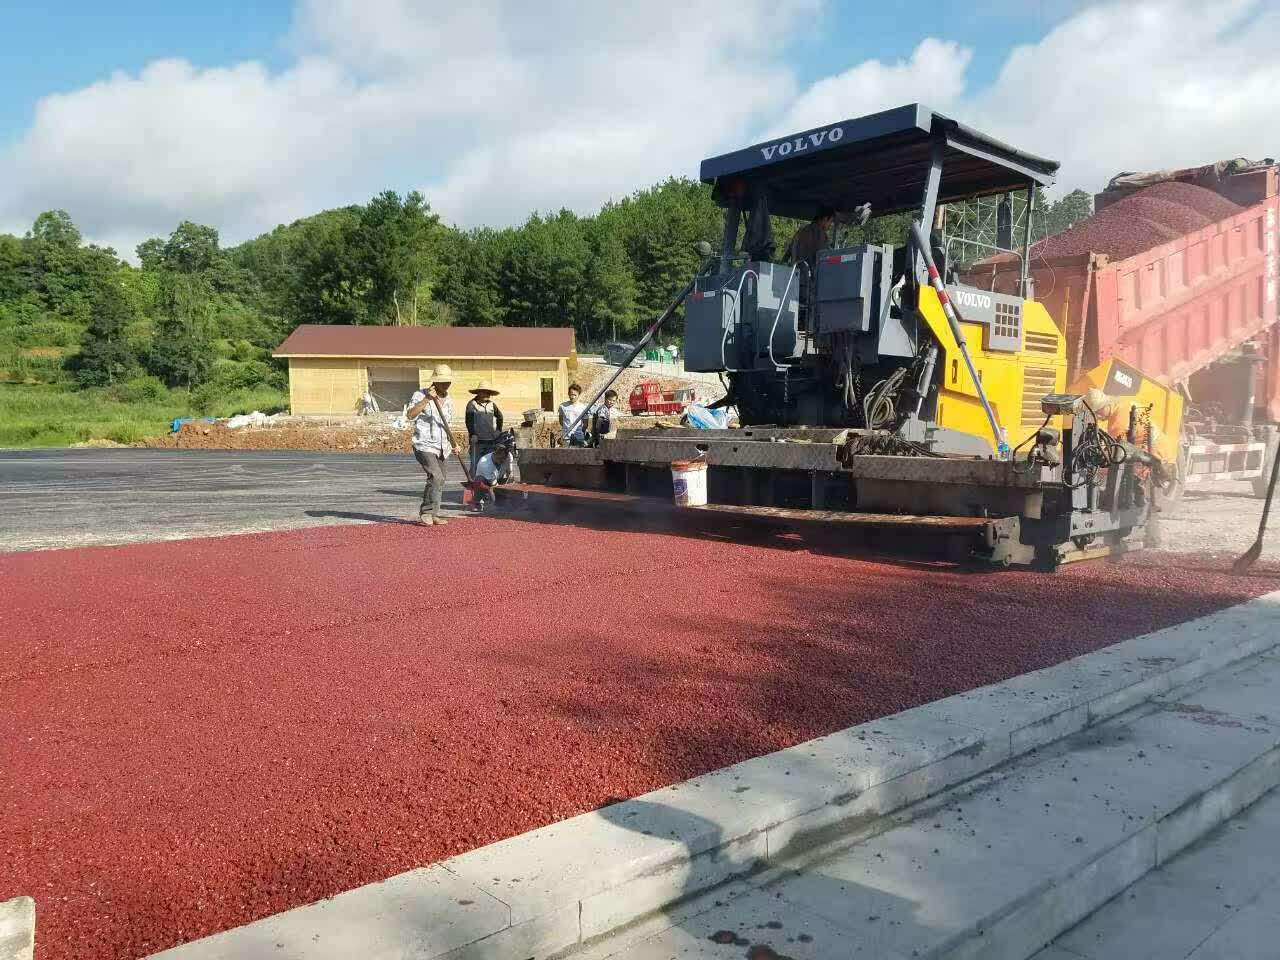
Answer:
(0, 448, 469, 553)
(2, 449, 1273, 562)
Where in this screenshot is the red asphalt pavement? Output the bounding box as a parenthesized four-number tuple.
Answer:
(2, 515, 1278, 960)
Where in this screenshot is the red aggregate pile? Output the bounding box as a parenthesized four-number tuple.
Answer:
(1036, 181, 1243, 261)
(2, 521, 1277, 960)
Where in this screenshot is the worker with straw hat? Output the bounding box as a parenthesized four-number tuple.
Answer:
(465, 379, 505, 476)
(406, 363, 460, 526)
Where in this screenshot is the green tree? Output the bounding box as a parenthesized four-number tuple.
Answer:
(0, 234, 32, 302)
(24, 211, 120, 324)
(581, 219, 638, 342)
(69, 279, 140, 386)
(161, 221, 222, 273)
(147, 272, 214, 388)
(356, 190, 443, 324)
(136, 238, 166, 271)
(599, 178, 723, 322)
(29, 210, 82, 250)
(438, 230, 505, 327)
(1044, 189, 1094, 236)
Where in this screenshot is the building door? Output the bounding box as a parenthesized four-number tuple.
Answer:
(367, 365, 421, 412)
(541, 377, 555, 411)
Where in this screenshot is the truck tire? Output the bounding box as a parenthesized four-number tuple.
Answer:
(1157, 445, 1189, 511)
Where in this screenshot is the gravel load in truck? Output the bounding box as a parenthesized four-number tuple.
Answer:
(1036, 181, 1243, 260)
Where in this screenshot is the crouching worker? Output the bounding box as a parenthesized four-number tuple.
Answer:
(470, 438, 515, 512)
(591, 389, 620, 446)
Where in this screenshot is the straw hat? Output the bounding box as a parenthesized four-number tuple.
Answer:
(429, 363, 453, 384)
(468, 379, 500, 396)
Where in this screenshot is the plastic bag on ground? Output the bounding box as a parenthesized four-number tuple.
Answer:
(685, 404, 728, 429)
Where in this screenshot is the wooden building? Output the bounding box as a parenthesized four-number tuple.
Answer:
(273, 325, 577, 418)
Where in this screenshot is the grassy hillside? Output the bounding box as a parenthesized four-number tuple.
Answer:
(0, 381, 287, 448)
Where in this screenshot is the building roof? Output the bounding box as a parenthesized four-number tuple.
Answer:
(273, 325, 576, 359)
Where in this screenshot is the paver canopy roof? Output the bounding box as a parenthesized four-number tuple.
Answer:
(700, 103, 1059, 220)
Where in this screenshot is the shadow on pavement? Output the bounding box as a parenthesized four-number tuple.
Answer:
(305, 509, 420, 525)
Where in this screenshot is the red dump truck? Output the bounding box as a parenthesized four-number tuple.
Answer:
(966, 160, 1280, 495)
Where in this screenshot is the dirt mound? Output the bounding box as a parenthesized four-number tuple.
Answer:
(141, 419, 415, 454)
(72, 438, 128, 449)
(1035, 181, 1242, 261)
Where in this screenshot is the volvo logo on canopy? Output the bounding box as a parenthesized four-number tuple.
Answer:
(760, 125, 845, 161)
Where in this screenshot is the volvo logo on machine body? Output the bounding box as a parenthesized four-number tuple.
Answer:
(953, 289, 993, 311)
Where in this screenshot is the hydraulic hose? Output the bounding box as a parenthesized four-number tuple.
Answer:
(909, 221, 1008, 458)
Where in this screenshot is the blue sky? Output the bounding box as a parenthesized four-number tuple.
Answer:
(0, 1, 1273, 256)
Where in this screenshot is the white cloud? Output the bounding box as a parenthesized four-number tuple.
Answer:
(0, 0, 816, 257)
(966, 0, 1280, 194)
(0, 56, 370, 256)
(2, 0, 1278, 258)
(772, 0, 1280, 201)
(772, 38, 972, 137)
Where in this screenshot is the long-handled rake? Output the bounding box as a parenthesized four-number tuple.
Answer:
(1234, 443, 1280, 573)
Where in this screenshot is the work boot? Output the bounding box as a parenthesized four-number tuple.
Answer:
(432, 515, 449, 526)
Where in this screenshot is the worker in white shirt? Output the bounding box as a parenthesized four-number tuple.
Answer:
(470, 438, 515, 512)
(558, 383, 588, 446)
(405, 363, 460, 526)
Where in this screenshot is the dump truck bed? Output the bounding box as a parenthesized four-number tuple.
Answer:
(965, 165, 1280, 420)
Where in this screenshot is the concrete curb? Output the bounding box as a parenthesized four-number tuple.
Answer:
(150, 591, 1280, 960)
(0, 897, 34, 960)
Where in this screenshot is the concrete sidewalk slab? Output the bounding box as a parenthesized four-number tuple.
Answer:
(0, 898, 34, 960)
(605, 653, 1280, 960)
(1185, 904, 1280, 959)
(148, 592, 1280, 960)
(1046, 786, 1280, 960)
(613, 888, 912, 960)
(759, 692, 1280, 959)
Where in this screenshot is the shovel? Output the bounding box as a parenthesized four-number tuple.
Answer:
(1234, 442, 1280, 573)
(427, 390, 475, 493)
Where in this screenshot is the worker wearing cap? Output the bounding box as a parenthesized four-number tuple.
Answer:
(406, 363, 460, 526)
(465, 380, 505, 476)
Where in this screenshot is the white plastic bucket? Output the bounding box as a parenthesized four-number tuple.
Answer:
(671, 458, 708, 506)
